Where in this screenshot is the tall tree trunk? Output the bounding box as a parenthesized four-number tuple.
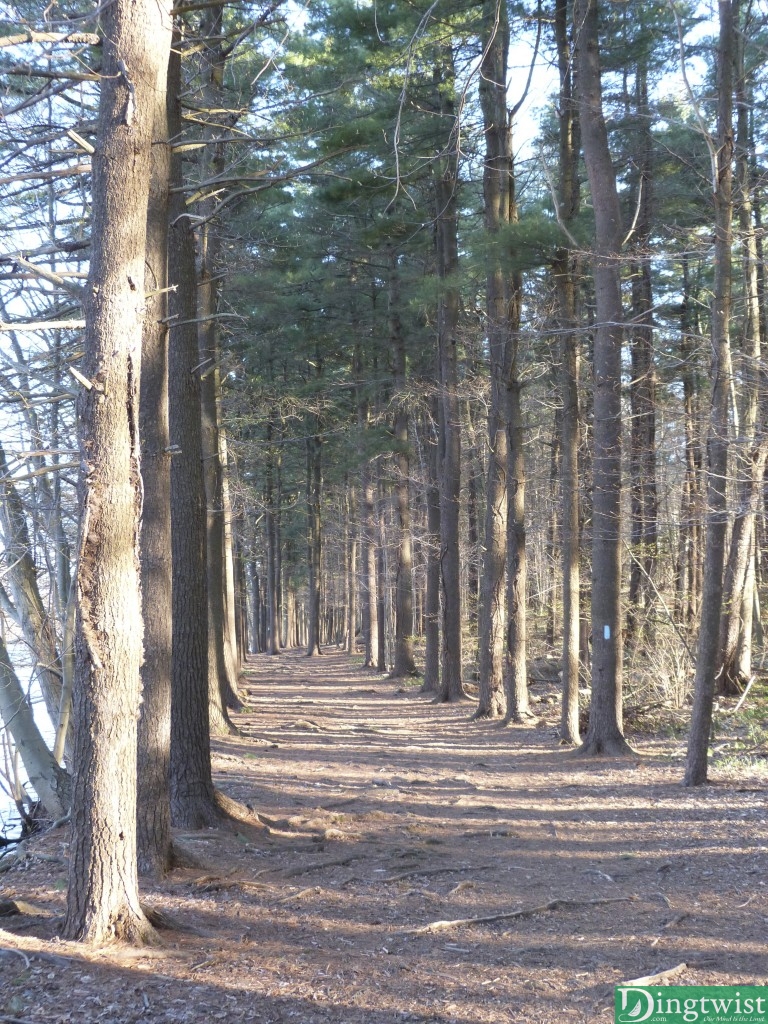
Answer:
(137, 58, 173, 877)
(306, 428, 323, 656)
(421, 396, 442, 694)
(674, 259, 704, 630)
(377, 488, 387, 671)
(345, 481, 357, 655)
(434, 48, 465, 703)
(685, 0, 737, 786)
(196, 6, 241, 719)
(199, 236, 238, 731)
(554, 0, 582, 746)
(557, 250, 582, 745)
(476, 0, 511, 720)
(574, 0, 631, 756)
(717, 24, 765, 694)
(167, 39, 220, 830)
(504, 302, 529, 721)
(390, 248, 418, 678)
(265, 421, 280, 656)
(64, 0, 172, 943)
(626, 59, 658, 647)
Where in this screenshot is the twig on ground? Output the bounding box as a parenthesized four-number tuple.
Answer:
(277, 886, 319, 902)
(384, 864, 493, 883)
(621, 962, 687, 986)
(0, 946, 30, 968)
(404, 896, 635, 935)
(278, 854, 367, 879)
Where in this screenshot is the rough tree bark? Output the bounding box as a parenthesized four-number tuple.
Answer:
(434, 46, 465, 703)
(167, 39, 221, 830)
(196, 5, 242, 713)
(573, 0, 632, 756)
(554, 0, 582, 745)
(626, 59, 658, 647)
(421, 394, 442, 695)
(685, 0, 737, 786)
(716, 22, 765, 694)
(674, 259, 704, 630)
(504, 339, 530, 723)
(306, 427, 323, 656)
(64, 0, 172, 943)
(358, 356, 380, 669)
(199, 224, 238, 733)
(137, 49, 174, 878)
(475, 0, 511, 720)
(390, 247, 418, 679)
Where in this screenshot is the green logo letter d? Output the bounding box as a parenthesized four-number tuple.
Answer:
(616, 988, 655, 1023)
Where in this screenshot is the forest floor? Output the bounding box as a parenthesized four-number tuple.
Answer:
(0, 649, 767, 1024)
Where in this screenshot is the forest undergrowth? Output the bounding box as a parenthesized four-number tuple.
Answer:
(0, 649, 766, 1024)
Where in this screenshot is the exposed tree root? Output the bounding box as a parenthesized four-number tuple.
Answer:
(577, 729, 638, 761)
(576, 734, 635, 757)
(277, 854, 368, 880)
(404, 896, 635, 935)
(214, 788, 260, 824)
(470, 705, 505, 722)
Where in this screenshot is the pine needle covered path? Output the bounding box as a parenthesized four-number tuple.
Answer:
(1, 649, 766, 1024)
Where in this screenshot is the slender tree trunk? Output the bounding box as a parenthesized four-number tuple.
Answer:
(421, 397, 442, 694)
(675, 261, 704, 630)
(0, 444, 63, 726)
(553, 0, 582, 744)
(199, 226, 238, 731)
(546, 410, 561, 650)
(685, 0, 737, 786)
(137, 59, 173, 877)
(346, 482, 357, 655)
(376, 489, 387, 671)
(390, 248, 418, 678)
(196, 7, 241, 719)
(504, 361, 530, 722)
(265, 425, 280, 656)
(0, 632, 70, 820)
(64, 0, 172, 943)
(476, 0, 510, 720)
(167, 40, 220, 830)
(465, 418, 481, 637)
(717, 30, 765, 694)
(574, 0, 631, 756)
(626, 60, 658, 648)
(220, 426, 240, 673)
(434, 48, 465, 703)
(558, 256, 582, 745)
(306, 429, 323, 656)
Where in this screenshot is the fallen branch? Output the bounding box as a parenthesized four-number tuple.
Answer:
(192, 876, 269, 895)
(621, 962, 687, 986)
(404, 896, 635, 935)
(384, 863, 494, 883)
(278, 854, 367, 879)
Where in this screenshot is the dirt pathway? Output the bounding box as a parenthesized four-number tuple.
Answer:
(1, 650, 766, 1023)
